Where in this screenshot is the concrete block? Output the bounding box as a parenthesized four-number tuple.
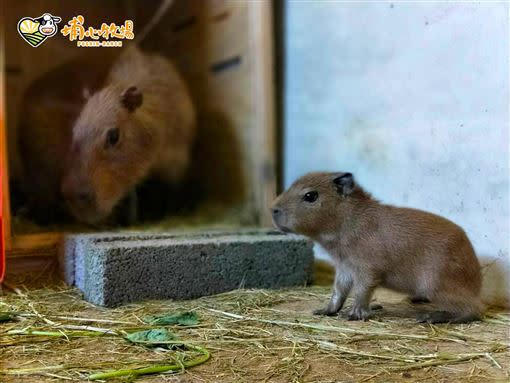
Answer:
(59, 229, 314, 307)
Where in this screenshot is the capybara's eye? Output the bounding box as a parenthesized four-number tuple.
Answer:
(303, 191, 318, 203)
(105, 128, 120, 148)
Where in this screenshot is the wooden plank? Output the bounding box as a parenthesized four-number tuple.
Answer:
(248, 0, 277, 226)
(8, 233, 61, 258)
(200, 1, 277, 224)
(5, 255, 56, 276)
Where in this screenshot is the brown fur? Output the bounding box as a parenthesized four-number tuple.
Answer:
(18, 49, 119, 223)
(19, 46, 195, 224)
(271, 172, 483, 323)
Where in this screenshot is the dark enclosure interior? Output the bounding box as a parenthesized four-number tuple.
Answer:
(5, 1, 276, 237)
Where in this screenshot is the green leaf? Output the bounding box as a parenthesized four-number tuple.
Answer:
(144, 311, 199, 326)
(126, 328, 177, 345)
(0, 312, 15, 322)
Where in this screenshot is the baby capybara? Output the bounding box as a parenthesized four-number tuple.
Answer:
(271, 172, 483, 323)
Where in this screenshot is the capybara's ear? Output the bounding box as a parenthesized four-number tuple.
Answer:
(120, 86, 143, 112)
(333, 172, 354, 196)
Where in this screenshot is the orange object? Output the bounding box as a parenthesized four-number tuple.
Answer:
(0, 165, 4, 282)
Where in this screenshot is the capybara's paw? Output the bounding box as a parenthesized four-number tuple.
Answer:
(347, 307, 371, 321)
(313, 307, 339, 316)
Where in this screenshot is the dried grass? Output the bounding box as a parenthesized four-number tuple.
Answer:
(1, 276, 509, 382)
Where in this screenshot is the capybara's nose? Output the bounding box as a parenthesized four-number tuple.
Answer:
(75, 189, 94, 204)
(62, 180, 95, 206)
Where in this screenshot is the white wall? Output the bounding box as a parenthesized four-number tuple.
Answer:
(284, 1, 509, 306)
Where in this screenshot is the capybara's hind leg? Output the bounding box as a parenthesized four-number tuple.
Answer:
(417, 291, 482, 324)
(417, 310, 480, 324)
(417, 311, 454, 323)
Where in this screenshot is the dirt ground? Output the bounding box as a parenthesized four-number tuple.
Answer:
(1, 263, 509, 383)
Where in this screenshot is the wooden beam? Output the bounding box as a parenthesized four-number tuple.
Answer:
(7, 233, 61, 258)
(249, 0, 277, 226)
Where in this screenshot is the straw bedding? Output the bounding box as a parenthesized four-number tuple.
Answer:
(1, 265, 508, 382)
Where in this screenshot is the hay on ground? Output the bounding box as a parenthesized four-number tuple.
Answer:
(0, 272, 509, 382)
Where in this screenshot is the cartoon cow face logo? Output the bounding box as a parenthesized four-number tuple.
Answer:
(36, 13, 61, 36)
(18, 13, 61, 47)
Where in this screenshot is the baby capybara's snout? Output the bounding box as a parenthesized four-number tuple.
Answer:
(270, 196, 291, 233)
